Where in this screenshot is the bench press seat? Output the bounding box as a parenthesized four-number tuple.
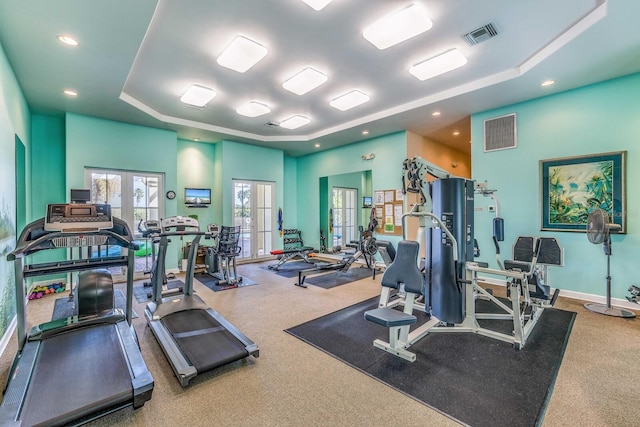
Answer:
(364, 307, 417, 327)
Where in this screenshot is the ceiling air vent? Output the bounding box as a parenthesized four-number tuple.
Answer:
(264, 121, 280, 127)
(462, 23, 499, 46)
(484, 113, 516, 152)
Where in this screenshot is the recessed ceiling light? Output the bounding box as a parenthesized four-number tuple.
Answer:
(193, 138, 200, 141)
(283, 67, 328, 95)
(237, 101, 271, 117)
(63, 89, 78, 96)
(315, 143, 321, 148)
(453, 131, 460, 136)
(541, 80, 555, 87)
(362, 130, 369, 135)
(180, 84, 216, 107)
(217, 36, 268, 73)
(279, 115, 310, 130)
(409, 49, 468, 81)
(329, 90, 370, 111)
(432, 111, 441, 116)
(57, 35, 78, 46)
(363, 4, 433, 50)
(301, 0, 332, 11)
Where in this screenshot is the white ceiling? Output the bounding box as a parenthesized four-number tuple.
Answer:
(1, 0, 639, 157)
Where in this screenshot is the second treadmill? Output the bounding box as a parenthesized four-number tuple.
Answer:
(145, 216, 258, 386)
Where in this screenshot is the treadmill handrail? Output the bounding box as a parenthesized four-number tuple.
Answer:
(8, 228, 138, 260)
(157, 230, 208, 238)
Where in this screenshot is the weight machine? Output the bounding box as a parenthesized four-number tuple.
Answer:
(268, 228, 315, 271)
(294, 228, 379, 288)
(365, 156, 562, 361)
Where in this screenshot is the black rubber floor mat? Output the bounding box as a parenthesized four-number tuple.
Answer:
(285, 296, 575, 427)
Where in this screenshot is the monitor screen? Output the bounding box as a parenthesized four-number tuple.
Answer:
(70, 189, 91, 204)
(363, 196, 372, 208)
(185, 188, 211, 205)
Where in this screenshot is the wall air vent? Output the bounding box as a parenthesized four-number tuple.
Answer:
(484, 113, 516, 152)
(462, 23, 499, 46)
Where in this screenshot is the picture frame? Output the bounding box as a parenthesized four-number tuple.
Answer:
(540, 151, 626, 233)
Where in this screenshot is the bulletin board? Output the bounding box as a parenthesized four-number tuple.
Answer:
(373, 189, 404, 235)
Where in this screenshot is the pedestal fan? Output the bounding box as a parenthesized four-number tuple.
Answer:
(584, 208, 636, 318)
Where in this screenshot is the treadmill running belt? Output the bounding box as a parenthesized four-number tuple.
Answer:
(161, 310, 249, 373)
(21, 324, 133, 427)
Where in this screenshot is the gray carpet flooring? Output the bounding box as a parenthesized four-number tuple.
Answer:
(1, 262, 638, 427)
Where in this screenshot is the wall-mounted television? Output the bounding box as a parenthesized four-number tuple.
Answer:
(70, 189, 91, 204)
(185, 188, 211, 206)
(363, 196, 372, 208)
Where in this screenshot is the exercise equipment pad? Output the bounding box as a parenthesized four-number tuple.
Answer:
(303, 267, 373, 289)
(264, 260, 318, 277)
(52, 289, 137, 320)
(285, 296, 575, 427)
(133, 280, 184, 303)
(194, 273, 258, 292)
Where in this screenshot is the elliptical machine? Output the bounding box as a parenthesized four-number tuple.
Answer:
(139, 219, 181, 299)
(204, 224, 243, 285)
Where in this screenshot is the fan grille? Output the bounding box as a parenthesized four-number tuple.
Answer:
(586, 209, 608, 244)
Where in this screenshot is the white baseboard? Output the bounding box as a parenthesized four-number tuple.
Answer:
(0, 317, 16, 356)
(477, 276, 639, 312)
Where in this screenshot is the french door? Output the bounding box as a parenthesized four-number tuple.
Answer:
(332, 187, 357, 247)
(85, 168, 164, 277)
(232, 180, 274, 260)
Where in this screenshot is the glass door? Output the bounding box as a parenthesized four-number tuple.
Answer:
(85, 169, 164, 278)
(233, 180, 274, 260)
(332, 187, 357, 247)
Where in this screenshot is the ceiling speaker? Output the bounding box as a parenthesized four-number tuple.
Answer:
(484, 113, 517, 152)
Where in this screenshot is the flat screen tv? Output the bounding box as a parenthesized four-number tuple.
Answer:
(70, 189, 91, 204)
(185, 188, 211, 206)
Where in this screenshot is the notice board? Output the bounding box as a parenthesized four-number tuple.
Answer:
(373, 189, 403, 236)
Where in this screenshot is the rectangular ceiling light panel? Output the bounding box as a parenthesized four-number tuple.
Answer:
(180, 84, 217, 107)
(409, 49, 468, 81)
(237, 101, 271, 117)
(217, 36, 268, 73)
(301, 0, 332, 11)
(363, 4, 433, 50)
(282, 67, 328, 95)
(279, 115, 310, 129)
(330, 90, 370, 111)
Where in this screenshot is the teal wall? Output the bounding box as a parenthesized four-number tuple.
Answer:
(283, 156, 297, 229)
(29, 115, 66, 267)
(0, 39, 30, 344)
(65, 113, 178, 195)
(0, 42, 30, 165)
(472, 73, 640, 298)
(296, 132, 407, 249)
(177, 139, 217, 227)
(31, 115, 65, 219)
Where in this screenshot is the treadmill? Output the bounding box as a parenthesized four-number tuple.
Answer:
(145, 216, 258, 386)
(0, 204, 154, 426)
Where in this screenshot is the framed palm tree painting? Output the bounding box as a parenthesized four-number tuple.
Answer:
(540, 151, 626, 232)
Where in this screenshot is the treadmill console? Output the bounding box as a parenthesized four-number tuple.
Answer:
(45, 203, 113, 232)
(143, 220, 162, 234)
(161, 216, 200, 232)
(207, 223, 220, 237)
